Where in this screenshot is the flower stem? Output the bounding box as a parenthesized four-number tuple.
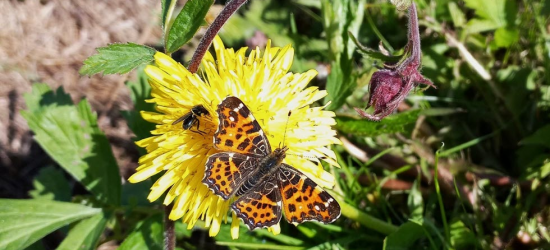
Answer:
(164, 203, 175, 250)
(405, 2, 421, 66)
(188, 0, 247, 73)
(339, 201, 398, 235)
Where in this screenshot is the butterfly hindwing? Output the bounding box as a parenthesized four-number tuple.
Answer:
(213, 96, 271, 157)
(278, 164, 341, 224)
(231, 176, 282, 230)
(203, 152, 258, 200)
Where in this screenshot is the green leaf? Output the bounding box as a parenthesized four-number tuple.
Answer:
(121, 180, 155, 207)
(165, 0, 214, 54)
(448, 2, 466, 28)
(407, 180, 423, 221)
(520, 124, 550, 148)
(420, 107, 465, 117)
(57, 212, 108, 250)
(119, 214, 163, 250)
(494, 27, 519, 48)
(463, 0, 508, 26)
(0, 199, 100, 250)
(325, 60, 356, 111)
(465, 19, 500, 34)
(350, 32, 402, 62)
(21, 84, 121, 205)
(28, 166, 71, 202)
(122, 67, 155, 143)
(80, 43, 155, 76)
(449, 219, 479, 249)
(383, 221, 425, 250)
(463, 0, 517, 34)
(161, 0, 174, 30)
(322, 0, 365, 111)
(23, 84, 73, 114)
(335, 110, 420, 137)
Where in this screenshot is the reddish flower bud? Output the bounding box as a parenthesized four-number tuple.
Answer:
(355, 3, 435, 121)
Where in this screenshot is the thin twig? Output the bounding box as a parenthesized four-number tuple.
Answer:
(188, 0, 247, 73)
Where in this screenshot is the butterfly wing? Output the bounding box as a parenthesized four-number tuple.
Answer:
(231, 176, 282, 230)
(278, 164, 341, 225)
(213, 96, 271, 157)
(203, 152, 258, 200)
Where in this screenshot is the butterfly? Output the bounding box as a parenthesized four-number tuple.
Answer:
(202, 96, 341, 230)
(172, 105, 210, 135)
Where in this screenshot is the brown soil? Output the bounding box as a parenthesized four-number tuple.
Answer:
(0, 0, 163, 198)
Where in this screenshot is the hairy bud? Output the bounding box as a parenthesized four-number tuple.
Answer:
(355, 2, 435, 121)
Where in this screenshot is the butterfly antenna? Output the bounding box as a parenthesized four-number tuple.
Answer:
(282, 110, 292, 149)
(286, 153, 317, 160)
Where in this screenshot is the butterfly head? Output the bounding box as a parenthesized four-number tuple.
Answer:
(272, 146, 288, 160)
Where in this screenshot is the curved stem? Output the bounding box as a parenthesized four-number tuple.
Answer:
(188, 0, 247, 73)
(406, 2, 421, 65)
(164, 203, 175, 250)
(340, 200, 398, 235)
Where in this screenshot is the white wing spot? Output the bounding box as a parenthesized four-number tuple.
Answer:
(325, 198, 334, 207)
(315, 205, 320, 211)
(229, 116, 235, 122)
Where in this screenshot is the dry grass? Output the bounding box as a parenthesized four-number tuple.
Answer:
(0, 0, 162, 189)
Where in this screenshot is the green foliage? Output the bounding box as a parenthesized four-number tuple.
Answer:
(322, 0, 365, 111)
(383, 221, 425, 250)
(449, 219, 479, 249)
(335, 110, 420, 137)
(407, 180, 423, 221)
(165, 0, 213, 54)
(0, 199, 101, 250)
(28, 166, 71, 201)
(57, 213, 108, 250)
(463, 0, 519, 48)
(161, 0, 174, 30)
(80, 43, 155, 75)
(22, 84, 121, 205)
(122, 66, 156, 143)
(119, 215, 163, 250)
(350, 32, 402, 62)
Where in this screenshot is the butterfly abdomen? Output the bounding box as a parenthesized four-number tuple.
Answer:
(235, 148, 286, 196)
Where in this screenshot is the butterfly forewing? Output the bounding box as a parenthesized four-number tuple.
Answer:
(278, 164, 341, 224)
(213, 96, 271, 157)
(203, 152, 258, 200)
(231, 176, 282, 230)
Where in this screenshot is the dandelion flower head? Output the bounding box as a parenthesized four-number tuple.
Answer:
(129, 36, 341, 237)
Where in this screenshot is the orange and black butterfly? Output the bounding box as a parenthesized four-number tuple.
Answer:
(202, 96, 341, 230)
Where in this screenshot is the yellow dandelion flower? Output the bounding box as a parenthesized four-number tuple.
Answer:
(128, 36, 341, 238)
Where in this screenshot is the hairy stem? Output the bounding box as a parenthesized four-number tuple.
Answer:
(407, 3, 421, 65)
(164, 203, 175, 250)
(188, 0, 247, 73)
(399, 2, 421, 72)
